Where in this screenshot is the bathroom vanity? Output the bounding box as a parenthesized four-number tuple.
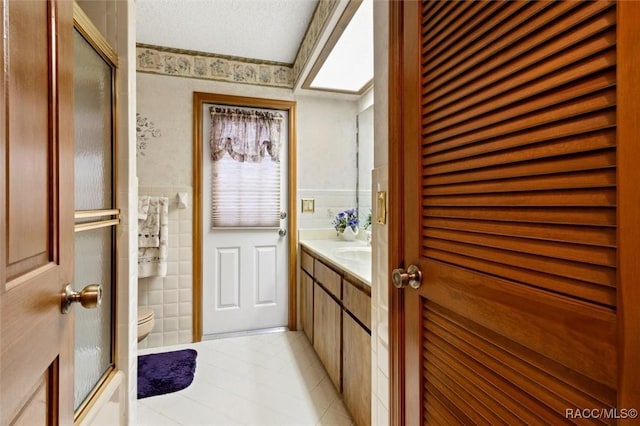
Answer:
(299, 240, 371, 426)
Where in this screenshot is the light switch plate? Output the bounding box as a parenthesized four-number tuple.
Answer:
(301, 198, 315, 213)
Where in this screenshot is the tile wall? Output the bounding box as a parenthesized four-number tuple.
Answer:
(137, 186, 193, 348)
(297, 189, 359, 230)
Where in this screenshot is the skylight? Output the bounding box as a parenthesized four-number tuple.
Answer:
(310, 0, 373, 93)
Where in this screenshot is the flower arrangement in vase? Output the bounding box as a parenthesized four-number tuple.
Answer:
(332, 208, 359, 240)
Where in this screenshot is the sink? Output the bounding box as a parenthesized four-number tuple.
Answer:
(332, 246, 372, 262)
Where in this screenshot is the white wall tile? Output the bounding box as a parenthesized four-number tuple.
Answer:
(163, 303, 178, 318)
(137, 186, 193, 349)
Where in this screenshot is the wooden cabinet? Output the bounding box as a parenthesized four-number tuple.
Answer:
(343, 312, 371, 426)
(299, 245, 372, 425)
(300, 270, 314, 343)
(313, 282, 342, 391)
(314, 258, 341, 298)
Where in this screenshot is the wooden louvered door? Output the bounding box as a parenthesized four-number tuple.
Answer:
(392, 1, 640, 424)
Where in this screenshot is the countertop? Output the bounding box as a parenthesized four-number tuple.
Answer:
(299, 238, 372, 286)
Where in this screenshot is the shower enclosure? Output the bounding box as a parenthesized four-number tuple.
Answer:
(72, 13, 119, 416)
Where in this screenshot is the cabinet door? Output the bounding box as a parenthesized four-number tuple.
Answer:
(313, 283, 341, 391)
(343, 312, 371, 426)
(300, 271, 314, 343)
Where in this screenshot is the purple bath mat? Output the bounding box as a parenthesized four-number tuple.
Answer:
(138, 349, 197, 399)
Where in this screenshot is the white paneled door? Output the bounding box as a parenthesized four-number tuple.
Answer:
(202, 106, 289, 336)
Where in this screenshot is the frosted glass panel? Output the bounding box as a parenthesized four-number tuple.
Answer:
(72, 28, 116, 411)
(74, 29, 113, 211)
(73, 227, 113, 410)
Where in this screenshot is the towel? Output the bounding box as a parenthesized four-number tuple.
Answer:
(138, 195, 150, 221)
(138, 196, 168, 278)
(139, 196, 161, 248)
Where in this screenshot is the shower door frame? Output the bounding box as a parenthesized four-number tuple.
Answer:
(192, 92, 298, 340)
(72, 4, 119, 423)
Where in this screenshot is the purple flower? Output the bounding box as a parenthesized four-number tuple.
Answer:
(332, 208, 360, 233)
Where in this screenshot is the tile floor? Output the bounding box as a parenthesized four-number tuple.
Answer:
(135, 331, 355, 425)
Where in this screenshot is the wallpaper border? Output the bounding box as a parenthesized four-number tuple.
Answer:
(136, 43, 294, 88)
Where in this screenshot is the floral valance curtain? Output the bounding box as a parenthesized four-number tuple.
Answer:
(209, 107, 283, 163)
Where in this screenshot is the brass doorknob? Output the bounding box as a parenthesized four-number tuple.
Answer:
(392, 265, 422, 289)
(61, 283, 102, 314)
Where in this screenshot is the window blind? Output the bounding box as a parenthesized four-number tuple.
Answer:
(211, 154, 281, 228)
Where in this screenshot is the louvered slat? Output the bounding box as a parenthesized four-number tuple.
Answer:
(425, 248, 615, 307)
(424, 188, 616, 206)
(425, 354, 512, 425)
(424, 389, 462, 425)
(424, 169, 615, 196)
(426, 151, 615, 188)
(423, 302, 616, 425)
(421, 1, 489, 55)
(425, 217, 615, 247)
(421, 1, 555, 82)
(424, 88, 616, 148)
(425, 131, 616, 177)
(425, 237, 615, 287)
(424, 111, 615, 165)
(425, 362, 505, 425)
(425, 383, 473, 424)
(423, 206, 615, 227)
(422, 1, 524, 71)
(424, 68, 615, 136)
(425, 47, 616, 125)
(422, 2, 615, 104)
(425, 346, 531, 426)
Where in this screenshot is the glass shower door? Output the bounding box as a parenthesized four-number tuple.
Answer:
(72, 25, 118, 414)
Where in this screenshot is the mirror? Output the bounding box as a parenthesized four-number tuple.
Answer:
(357, 104, 374, 228)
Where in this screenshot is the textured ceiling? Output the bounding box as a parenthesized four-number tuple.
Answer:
(136, 0, 318, 64)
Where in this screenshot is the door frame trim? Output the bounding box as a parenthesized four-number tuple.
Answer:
(388, 1, 405, 424)
(616, 1, 640, 413)
(192, 92, 298, 341)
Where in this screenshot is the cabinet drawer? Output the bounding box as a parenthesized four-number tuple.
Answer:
(301, 248, 314, 275)
(343, 281, 371, 330)
(315, 259, 341, 299)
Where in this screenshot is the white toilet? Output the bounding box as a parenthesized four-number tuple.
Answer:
(137, 308, 155, 342)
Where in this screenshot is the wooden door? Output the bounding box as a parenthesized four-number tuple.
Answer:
(196, 95, 293, 338)
(1, 1, 75, 424)
(390, 1, 640, 424)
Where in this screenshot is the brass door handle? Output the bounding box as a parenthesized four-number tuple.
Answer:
(61, 283, 102, 314)
(392, 265, 422, 289)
